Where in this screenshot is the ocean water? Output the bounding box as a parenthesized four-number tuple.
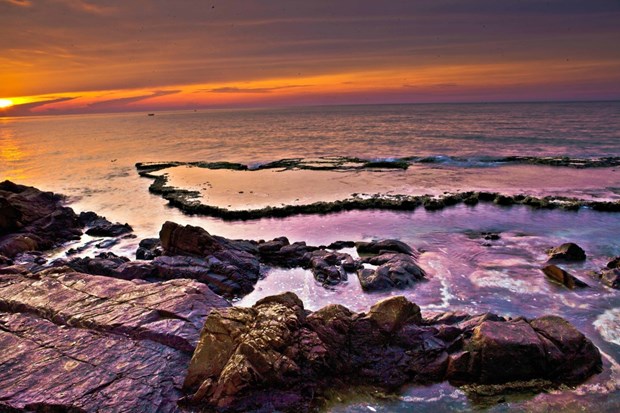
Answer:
(1, 101, 620, 411)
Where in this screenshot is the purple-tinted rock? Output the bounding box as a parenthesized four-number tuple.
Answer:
(183, 293, 601, 413)
(357, 252, 426, 291)
(542, 264, 588, 289)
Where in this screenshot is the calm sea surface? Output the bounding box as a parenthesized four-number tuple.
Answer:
(1, 102, 620, 411)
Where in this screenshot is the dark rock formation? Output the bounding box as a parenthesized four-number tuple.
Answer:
(542, 264, 589, 289)
(182, 293, 602, 413)
(358, 252, 426, 290)
(257, 236, 359, 285)
(79, 211, 133, 237)
(0, 180, 83, 257)
(354, 240, 425, 291)
(159, 221, 260, 296)
(597, 268, 620, 289)
(136, 237, 163, 260)
(546, 242, 587, 261)
(356, 239, 415, 256)
(0, 269, 229, 412)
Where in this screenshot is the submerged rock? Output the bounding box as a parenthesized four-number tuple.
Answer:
(0, 180, 83, 257)
(183, 293, 602, 413)
(542, 264, 589, 289)
(0, 270, 229, 412)
(546, 242, 587, 261)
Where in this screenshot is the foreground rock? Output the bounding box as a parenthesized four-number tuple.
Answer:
(0, 180, 83, 257)
(355, 240, 426, 291)
(183, 293, 601, 412)
(542, 264, 589, 289)
(546, 242, 587, 261)
(0, 269, 229, 412)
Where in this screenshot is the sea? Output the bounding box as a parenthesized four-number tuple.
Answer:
(1, 101, 620, 411)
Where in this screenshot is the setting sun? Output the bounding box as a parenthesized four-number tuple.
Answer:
(0, 99, 13, 109)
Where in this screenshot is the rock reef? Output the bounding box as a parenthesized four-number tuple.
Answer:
(182, 292, 602, 413)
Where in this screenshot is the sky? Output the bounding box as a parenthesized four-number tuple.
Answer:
(1, 0, 619, 116)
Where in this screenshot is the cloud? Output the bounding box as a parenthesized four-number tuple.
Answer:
(206, 85, 308, 94)
(0, 97, 76, 116)
(86, 90, 180, 109)
(2, 0, 31, 7)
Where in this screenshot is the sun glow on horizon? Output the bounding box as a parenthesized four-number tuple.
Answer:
(0, 99, 14, 109)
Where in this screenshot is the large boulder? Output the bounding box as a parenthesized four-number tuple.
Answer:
(0, 270, 229, 412)
(183, 293, 601, 413)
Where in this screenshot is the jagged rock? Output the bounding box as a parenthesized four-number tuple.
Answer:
(597, 268, 620, 289)
(182, 293, 601, 413)
(0, 180, 83, 257)
(159, 222, 260, 296)
(136, 237, 163, 260)
(356, 239, 415, 256)
(80, 211, 133, 237)
(357, 252, 426, 291)
(257, 236, 359, 286)
(546, 242, 586, 261)
(53, 252, 131, 277)
(542, 264, 588, 289)
(0, 270, 229, 412)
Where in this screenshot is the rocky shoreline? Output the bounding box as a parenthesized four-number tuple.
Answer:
(0, 181, 612, 412)
(136, 158, 620, 221)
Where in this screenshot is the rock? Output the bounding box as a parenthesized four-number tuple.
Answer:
(79, 211, 133, 237)
(357, 252, 426, 291)
(257, 236, 359, 286)
(53, 252, 131, 277)
(356, 239, 415, 256)
(597, 268, 620, 289)
(606, 256, 620, 269)
(327, 240, 356, 250)
(0, 270, 229, 412)
(0, 181, 83, 257)
(542, 265, 588, 289)
(183, 293, 601, 413)
(546, 242, 586, 261)
(136, 237, 163, 260)
(0, 271, 229, 352)
(159, 222, 260, 296)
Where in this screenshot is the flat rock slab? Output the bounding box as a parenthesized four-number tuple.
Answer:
(0, 270, 230, 412)
(0, 312, 187, 412)
(0, 270, 229, 352)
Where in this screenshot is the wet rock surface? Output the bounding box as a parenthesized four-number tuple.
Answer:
(0, 180, 83, 257)
(0, 269, 229, 412)
(183, 293, 602, 413)
(546, 242, 587, 261)
(542, 264, 589, 289)
(355, 240, 426, 291)
(79, 211, 134, 237)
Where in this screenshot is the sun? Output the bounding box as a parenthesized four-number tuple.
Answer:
(0, 99, 13, 109)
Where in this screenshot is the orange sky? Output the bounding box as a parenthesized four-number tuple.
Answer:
(1, 0, 619, 116)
